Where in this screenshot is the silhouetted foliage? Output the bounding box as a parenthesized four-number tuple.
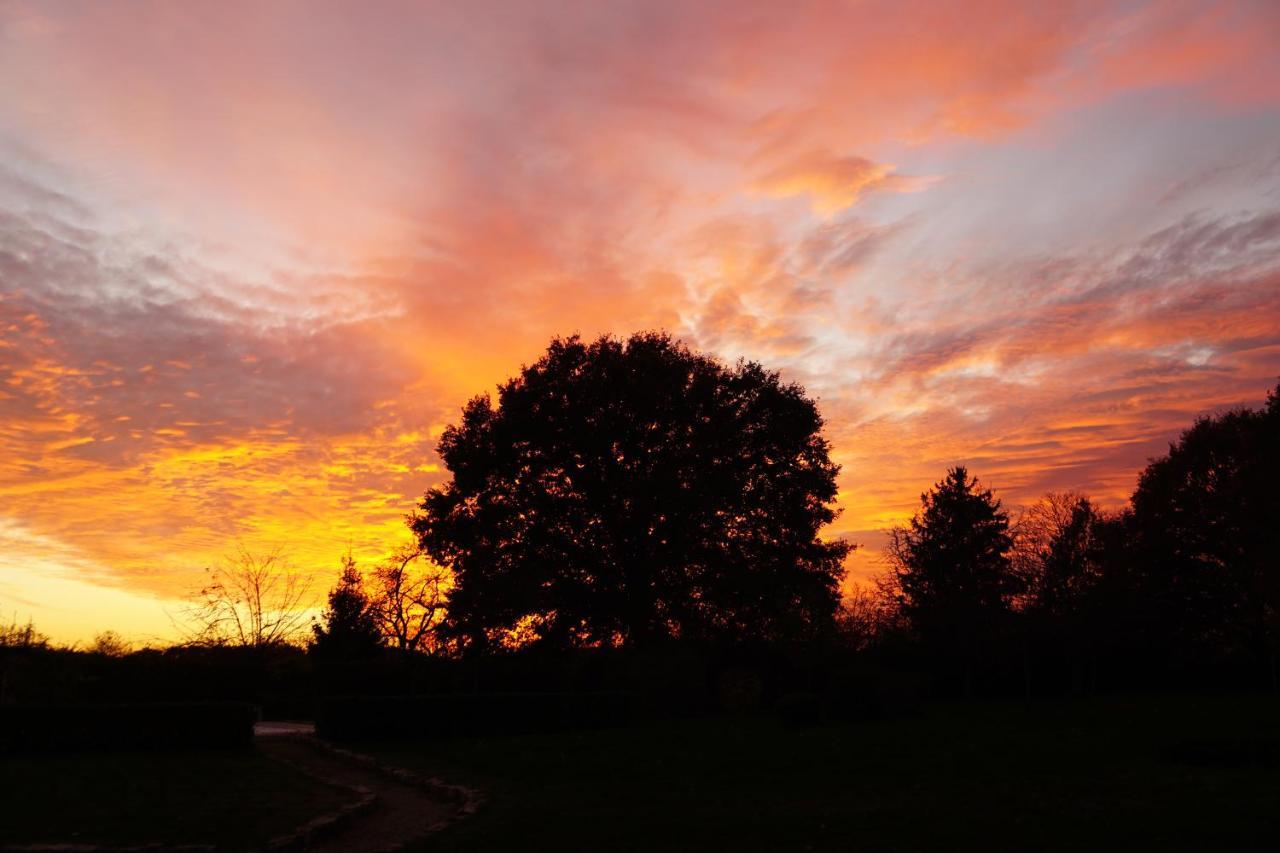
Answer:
(775, 691, 824, 728)
(1014, 493, 1111, 692)
(181, 548, 313, 648)
(311, 555, 384, 660)
(87, 631, 132, 657)
(9, 380, 1277, 724)
(369, 545, 451, 655)
(413, 332, 851, 652)
(316, 692, 634, 742)
(1127, 382, 1280, 689)
(834, 585, 899, 652)
(0, 701, 256, 753)
(0, 613, 47, 650)
(885, 466, 1020, 694)
(1017, 493, 1106, 617)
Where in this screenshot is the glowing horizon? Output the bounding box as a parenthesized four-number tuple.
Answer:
(3, 0, 1279, 645)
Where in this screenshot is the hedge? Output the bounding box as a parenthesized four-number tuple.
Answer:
(316, 692, 634, 742)
(775, 691, 824, 728)
(0, 701, 258, 753)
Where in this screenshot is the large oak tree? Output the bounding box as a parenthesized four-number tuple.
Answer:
(413, 332, 851, 652)
(1129, 383, 1280, 687)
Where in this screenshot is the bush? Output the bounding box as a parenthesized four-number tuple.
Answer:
(775, 692, 824, 728)
(1161, 737, 1280, 769)
(713, 666, 766, 714)
(821, 661, 933, 721)
(0, 702, 258, 753)
(316, 692, 634, 742)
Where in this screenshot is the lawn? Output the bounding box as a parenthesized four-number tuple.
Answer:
(366, 694, 1280, 853)
(0, 745, 349, 851)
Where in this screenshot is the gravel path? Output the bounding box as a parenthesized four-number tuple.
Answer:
(257, 734, 457, 853)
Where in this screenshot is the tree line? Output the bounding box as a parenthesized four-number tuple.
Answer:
(303, 332, 1279, 694)
(8, 332, 1275, 696)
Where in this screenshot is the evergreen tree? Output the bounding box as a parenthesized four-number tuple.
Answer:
(887, 466, 1019, 694)
(311, 554, 384, 659)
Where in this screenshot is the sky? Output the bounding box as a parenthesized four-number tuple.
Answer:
(2, 0, 1279, 645)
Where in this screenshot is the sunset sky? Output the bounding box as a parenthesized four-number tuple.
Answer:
(2, 0, 1279, 644)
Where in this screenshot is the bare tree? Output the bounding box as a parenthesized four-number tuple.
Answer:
(1013, 491, 1101, 614)
(1012, 491, 1109, 694)
(835, 585, 893, 652)
(369, 544, 451, 654)
(181, 547, 313, 648)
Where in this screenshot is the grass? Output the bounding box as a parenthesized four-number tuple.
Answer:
(363, 694, 1280, 853)
(0, 745, 349, 851)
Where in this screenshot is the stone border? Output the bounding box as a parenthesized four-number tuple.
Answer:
(307, 737, 487, 828)
(261, 740, 379, 852)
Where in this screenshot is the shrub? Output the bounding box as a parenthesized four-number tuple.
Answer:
(1161, 738, 1280, 769)
(0, 701, 258, 753)
(713, 665, 766, 714)
(316, 692, 634, 742)
(775, 692, 824, 728)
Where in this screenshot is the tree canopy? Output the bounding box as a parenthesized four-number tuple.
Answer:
(886, 466, 1019, 690)
(413, 332, 851, 651)
(310, 555, 383, 660)
(1016, 492, 1107, 621)
(1128, 383, 1280, 683)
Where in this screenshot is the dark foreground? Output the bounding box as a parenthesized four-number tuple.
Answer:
(1, 747, 348, 850)
(380, 694, 1280, 853)
(2, 695, 1277, 852)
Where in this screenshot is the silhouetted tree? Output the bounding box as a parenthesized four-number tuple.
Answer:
(311, 554, 384, 660)
(835, 585, 898, 652)
(0, 613, 46, 649)
(369, 544, 451, 654)
(88, 631, 132, 657)
(1016, 493, 1108, 616)
(181, 547, 312, 648)
(413, 332, 851, 652)
(886, 466, 1019, 695)
(1015, 492, 1108, 692)
(1128, 383, 1280, 689)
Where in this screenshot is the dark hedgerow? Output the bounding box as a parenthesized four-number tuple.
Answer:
(0, 701, 258, 753)
(775, 691, 825, 728)
(315, 692, 634, 742)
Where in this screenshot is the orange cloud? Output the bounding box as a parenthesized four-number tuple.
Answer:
(753, 151, 940, 215)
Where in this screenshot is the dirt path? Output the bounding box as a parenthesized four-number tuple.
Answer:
(257, 735, 458, 853)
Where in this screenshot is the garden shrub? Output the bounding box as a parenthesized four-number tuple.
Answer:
(775, 691, 824, 728)
(316, 692, 634, 742)
(0, 701, 258, 753)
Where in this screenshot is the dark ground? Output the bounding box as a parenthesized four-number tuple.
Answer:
(3, 694, 1277, 852)
(257, 735, 455, 852)
(0, 746, 348, 851)
(372, 694, 1280, 853)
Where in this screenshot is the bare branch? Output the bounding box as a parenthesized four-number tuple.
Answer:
(368, 544, 453, 654)
(178, 546, 314, 648)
